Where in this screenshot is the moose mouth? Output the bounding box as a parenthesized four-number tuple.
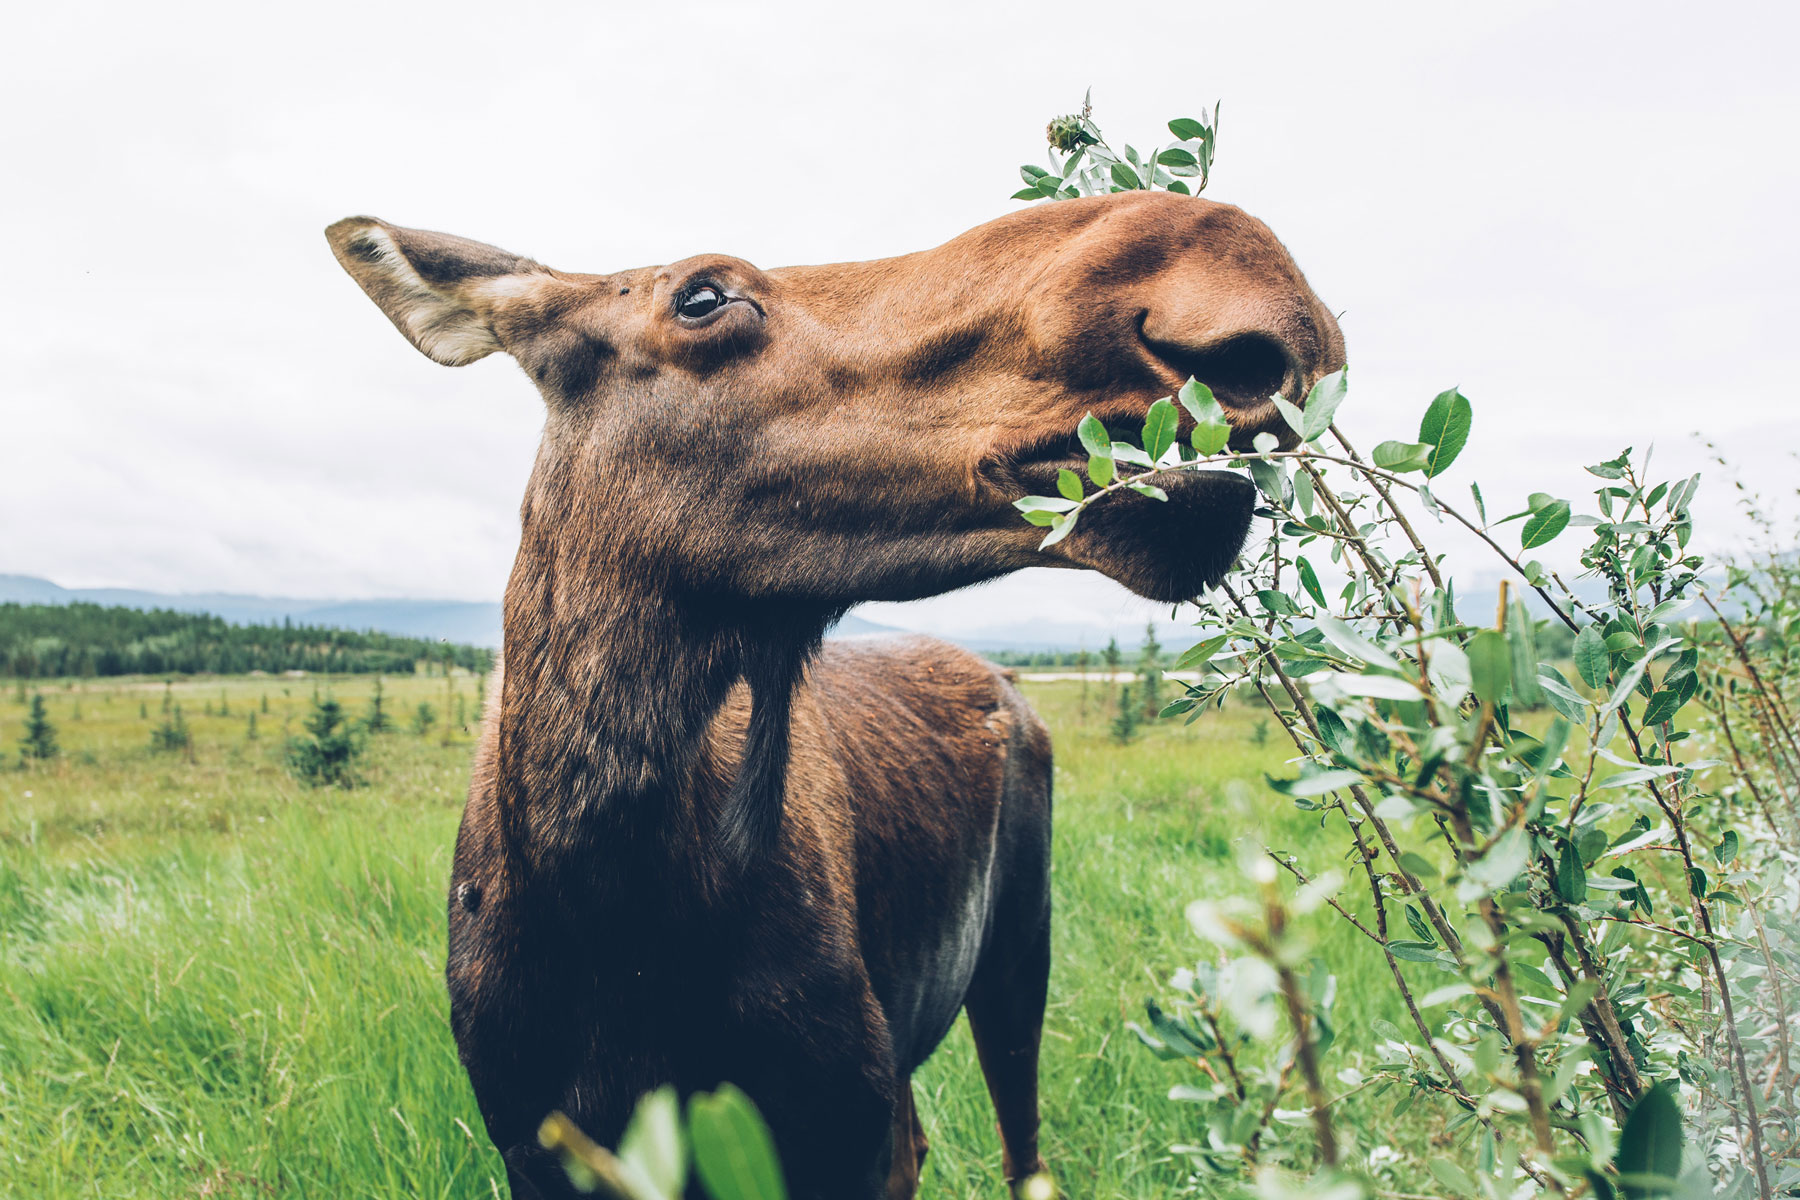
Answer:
(1005, 434, 1257, 603)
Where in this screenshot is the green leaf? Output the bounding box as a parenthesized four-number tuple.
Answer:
(1273, 395, 1307, 438)
(1429, 1158, 1479, 1196)
(1574, 626, 1610, 689)
(1714, 830, 1739, 865)
(1110, 162, 1143, 189)
(1038, 512, 1077, 548)
(1014, 495, 1079, 513)
(1386, 940, 1443, 963)
(1157, 147, 1199, 167)
(1128, 481, 1169, 501)
(1555, 838, 1588, 903)
(1246, 458, 1284, 504)
(1168, 117, 1208, 140)
(1176, 377, 1215, 421)
(618, 1086, 686, 1199)
(1467, 630, 1511, 704)
(1398, 850, 1440, 879)
(1537, 665, 1591, 722)
(1192, 422, 1230, 455)
(689, 1085, 788, 1200)
(1268, 768, 1365, 797)
(1313, 615, 1403, 672)
(1521, 499, 1572, 548)
(1142, 398, 1179, 461)
(1301, 369, 1349, 441)
(1507, 599, 1541, 708)
(1077, 413, 1111, 457)
(1640, 688, 1683, 726)
(1189, 394, 1231, 454)
(1470, 481, 1486, 525)
(1175, 634, 1229, 670)
(1615, 1083, 1682, 1200)
(1055, 468, 1084, 502)
(1296, 557, 1326, 608)
(1371, 440, 1433, 473)
(1417, 388, 1472, 477)
(1467, 826, 1530, 892)
(1088, 453, 1115, 487)
(1404, 904, 1435, 943)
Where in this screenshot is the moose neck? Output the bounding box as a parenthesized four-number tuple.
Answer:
(494, 502, 836, 880)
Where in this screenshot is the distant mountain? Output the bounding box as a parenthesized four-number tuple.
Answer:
(0, 575, 905, 649)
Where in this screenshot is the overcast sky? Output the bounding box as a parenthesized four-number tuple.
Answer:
(6, 1, 1796, 641)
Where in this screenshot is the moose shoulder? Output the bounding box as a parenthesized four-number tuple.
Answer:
(325, 190, 1343, 1200)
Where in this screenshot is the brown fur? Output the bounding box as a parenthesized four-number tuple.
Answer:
(325, 191, 1343, 1199)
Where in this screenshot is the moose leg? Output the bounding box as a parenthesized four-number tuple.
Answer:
(883, 1078, 927, 1199)
(965, 912, 1051, 1191)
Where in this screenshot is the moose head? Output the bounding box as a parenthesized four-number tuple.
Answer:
(327, 190, 1343, 608)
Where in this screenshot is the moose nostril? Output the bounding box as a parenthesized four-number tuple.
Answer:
(1151, 333, 1292, 409)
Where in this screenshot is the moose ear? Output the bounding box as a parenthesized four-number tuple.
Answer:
(325, 217, 547, 366)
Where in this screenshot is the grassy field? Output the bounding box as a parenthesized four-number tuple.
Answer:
(0, 670, 1425, 1199)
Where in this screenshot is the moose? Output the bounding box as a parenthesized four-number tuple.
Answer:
(326, 189, 1343, 1199)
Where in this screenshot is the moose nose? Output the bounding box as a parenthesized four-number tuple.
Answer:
(1142, 327, 1313, 446)
(1152, 330, 1297, 413)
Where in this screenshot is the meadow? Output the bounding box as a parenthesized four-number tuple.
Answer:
(0, 669, 1428, 1199)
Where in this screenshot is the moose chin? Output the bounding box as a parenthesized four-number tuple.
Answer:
(325, 188, 1343, 1200)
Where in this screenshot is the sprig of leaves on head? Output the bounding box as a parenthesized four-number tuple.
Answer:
(1015, 89, 1219, 202)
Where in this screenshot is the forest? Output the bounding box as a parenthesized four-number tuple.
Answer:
(0, 601, 494, 678)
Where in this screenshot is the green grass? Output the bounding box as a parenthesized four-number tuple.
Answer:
(0, 673, 1424, 1198)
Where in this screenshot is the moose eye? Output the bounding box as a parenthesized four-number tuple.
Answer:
(676, 285, 724, 321)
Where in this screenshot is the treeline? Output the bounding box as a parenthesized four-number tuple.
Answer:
(986, 649, 1094, 667)
(0, 602, 494, 679)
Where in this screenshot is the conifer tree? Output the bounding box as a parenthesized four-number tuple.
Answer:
(1110, 681, 1139, 744)
(151, 705, 191, 756)
(411, 701, 437, 737)
(1102, 636, 1123, 711)
(1076, 647, 1092, 721)
(364, 677, 392, 734)
(1137, 621, 1163, 719)
(22, 693, 58, 761)
(286, 695, 362, 787)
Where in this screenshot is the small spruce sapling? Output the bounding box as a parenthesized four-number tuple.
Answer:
(1111, 682, 1139, 744)
(151, 705, 192, 756)
(22, 694, 58, 761)
(286, 694, 362, 788)
(1137, 621, 1163, 719)
(364, 677, 392, 734)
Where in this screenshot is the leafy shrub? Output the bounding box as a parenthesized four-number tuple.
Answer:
(1011, 103, 1797, 1200)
